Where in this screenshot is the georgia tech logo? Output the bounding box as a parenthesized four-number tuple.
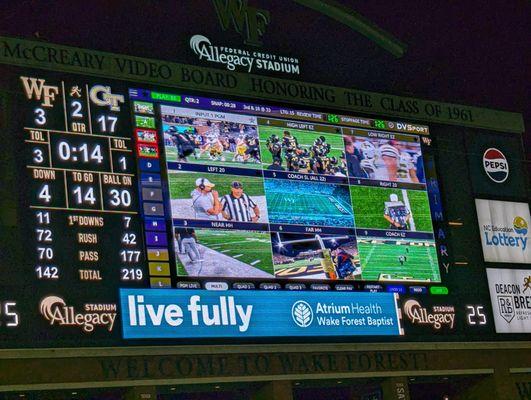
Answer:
(483, 148, 509, 183)
(89, 85, 124, 111)
(403, 299, 455, 330)
(39, 295, 117, 332)
(291, 301, 313, 328)
(20, 76, 59, 107)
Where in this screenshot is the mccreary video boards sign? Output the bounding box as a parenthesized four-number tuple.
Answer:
(475, 199, 530, 264)
(120, 289, 402, 338)
(487, 268, 531, 333)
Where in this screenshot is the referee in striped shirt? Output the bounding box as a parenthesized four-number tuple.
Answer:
(221, 181, 261, 222)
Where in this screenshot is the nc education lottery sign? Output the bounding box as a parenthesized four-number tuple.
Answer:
(120, 289, 402, 339)
(487, 268, 531, 333)
(475, 199, 530, 264)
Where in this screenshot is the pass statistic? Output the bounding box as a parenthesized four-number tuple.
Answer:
(0, 66, 502, 348)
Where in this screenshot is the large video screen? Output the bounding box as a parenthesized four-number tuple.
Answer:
(0, 67, 507, 347)
(157, 102, 439, 283)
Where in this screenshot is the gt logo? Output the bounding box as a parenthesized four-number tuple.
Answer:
(20, 76, 59, 107)
(89, 85, 124, 111)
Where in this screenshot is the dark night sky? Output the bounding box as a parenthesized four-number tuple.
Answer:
(1, 1, 529, 163)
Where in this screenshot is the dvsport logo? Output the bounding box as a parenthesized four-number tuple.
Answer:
(483, 148, 509, 183)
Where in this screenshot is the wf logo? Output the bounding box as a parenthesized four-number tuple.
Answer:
(20, 76, 59, 107)
(211, 0, 270, 46)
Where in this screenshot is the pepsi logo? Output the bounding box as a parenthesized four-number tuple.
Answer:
(483, 148, 509, 183)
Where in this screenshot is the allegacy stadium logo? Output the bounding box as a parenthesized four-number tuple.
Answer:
(403, 299, 455, 330)
(483, 148, 509, 183)
(39, 296, 117, 332)
(189, 34, 300, 75)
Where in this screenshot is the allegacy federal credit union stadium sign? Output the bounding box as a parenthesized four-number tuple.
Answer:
(0, 36, 524, 133)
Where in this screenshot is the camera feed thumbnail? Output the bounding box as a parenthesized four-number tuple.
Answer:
(259, 125, 347, 176)
(264, 179, 354, 228)
(168, 171, 268, 223)
(357, 238, 440, 282)
(161, 106, 261, 168)
(134, 101, 154, 115)
(350, 186, 433, 232)
(344, 135, 425, 183)
(272, 233, 361, 280)
(175, 228, 274, 278)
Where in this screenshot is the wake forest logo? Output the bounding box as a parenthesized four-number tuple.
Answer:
(494, 275, 531, 324)
(483, 148, 509, 183)
(20, 76, 59, 107)
(403, 299, 455, 330)
(211, 0, 270, 47)
(39, 295, 117, 332)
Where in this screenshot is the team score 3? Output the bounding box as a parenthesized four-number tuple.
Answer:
(119, 250, 141, 263)
(121, 268, 143, 281)
(35, 265, 59, 280)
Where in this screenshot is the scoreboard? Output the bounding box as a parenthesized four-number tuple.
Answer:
(0, 65, 526, 348)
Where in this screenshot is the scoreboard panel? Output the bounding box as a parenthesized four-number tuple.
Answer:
(0, 66, 525, 348)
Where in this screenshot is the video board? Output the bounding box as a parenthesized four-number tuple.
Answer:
(0, 66, 513, 347)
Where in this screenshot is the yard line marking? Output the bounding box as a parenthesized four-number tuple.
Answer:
(250, 260, 261, 265)
(233, 254, 243, 258)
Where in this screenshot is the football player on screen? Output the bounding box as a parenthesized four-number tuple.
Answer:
(384, 193, 411, 230)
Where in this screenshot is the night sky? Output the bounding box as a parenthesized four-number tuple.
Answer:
(1, 1, 529, 164)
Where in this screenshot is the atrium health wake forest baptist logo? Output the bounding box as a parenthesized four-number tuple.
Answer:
(292, 300, 313, 328)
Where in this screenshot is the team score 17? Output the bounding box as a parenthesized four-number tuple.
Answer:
(119, 250, 141, 262)
(96, 114, 118, 133)
(121, 268, 143, 281)
(35, 265, 59, 280)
